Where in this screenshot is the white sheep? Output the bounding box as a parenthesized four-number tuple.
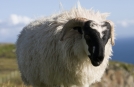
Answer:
(16, 5, 115, 87)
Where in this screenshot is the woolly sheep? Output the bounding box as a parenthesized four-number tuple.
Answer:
(16, 5, 115, 87)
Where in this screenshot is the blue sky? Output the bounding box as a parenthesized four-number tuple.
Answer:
(0, 0, 134, 43)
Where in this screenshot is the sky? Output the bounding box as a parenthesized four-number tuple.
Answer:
(0, 0, 134, 43)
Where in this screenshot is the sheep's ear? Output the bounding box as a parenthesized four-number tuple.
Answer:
(60, 27, 82, 41)
(73, 26, 83, 34)
(107, 20, 115, 46)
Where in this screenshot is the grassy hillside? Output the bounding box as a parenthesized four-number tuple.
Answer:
(0, 44, 16, 58)
(0, 44, 24, 87)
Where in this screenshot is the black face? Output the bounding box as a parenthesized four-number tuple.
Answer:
(73, 20, 111, 66)
(84, 20, 111, 66)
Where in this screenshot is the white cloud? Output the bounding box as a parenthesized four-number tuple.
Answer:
(0, 28, 9, 36)
(117, 20, 134, 27)
(9, 14, 33, 25)
(115, 20, 134, 39)
(0, 14, 33, 43)
(0, 20, 2, 23)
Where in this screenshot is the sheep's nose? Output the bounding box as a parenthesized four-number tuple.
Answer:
(88, 55, 103, 66)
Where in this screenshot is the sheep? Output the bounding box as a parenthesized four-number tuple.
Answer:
(16, 5, 115, 87)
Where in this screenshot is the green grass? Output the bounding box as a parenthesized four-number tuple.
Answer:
(0, 44, 29, 86)
(0, 58, 20, 86)
(110, 60, 134, 76)
(0, 58, 18, 77)
(0, 44, 16, 58)
(0, 58, 31, 87)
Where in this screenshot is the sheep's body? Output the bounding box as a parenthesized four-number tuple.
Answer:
(16, 6, 114, 87)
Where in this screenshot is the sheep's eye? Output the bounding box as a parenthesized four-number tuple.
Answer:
(90, 24, 94, 27)
(90, 22, 97, 28)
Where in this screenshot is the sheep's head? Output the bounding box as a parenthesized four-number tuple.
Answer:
(60, 17, 115, 66)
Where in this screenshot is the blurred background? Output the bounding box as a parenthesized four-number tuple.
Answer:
(0, 0, 134, 87)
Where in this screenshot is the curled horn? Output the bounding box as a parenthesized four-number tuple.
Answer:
(60, 17, 88, 41)
(106, 20, 115, 46)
